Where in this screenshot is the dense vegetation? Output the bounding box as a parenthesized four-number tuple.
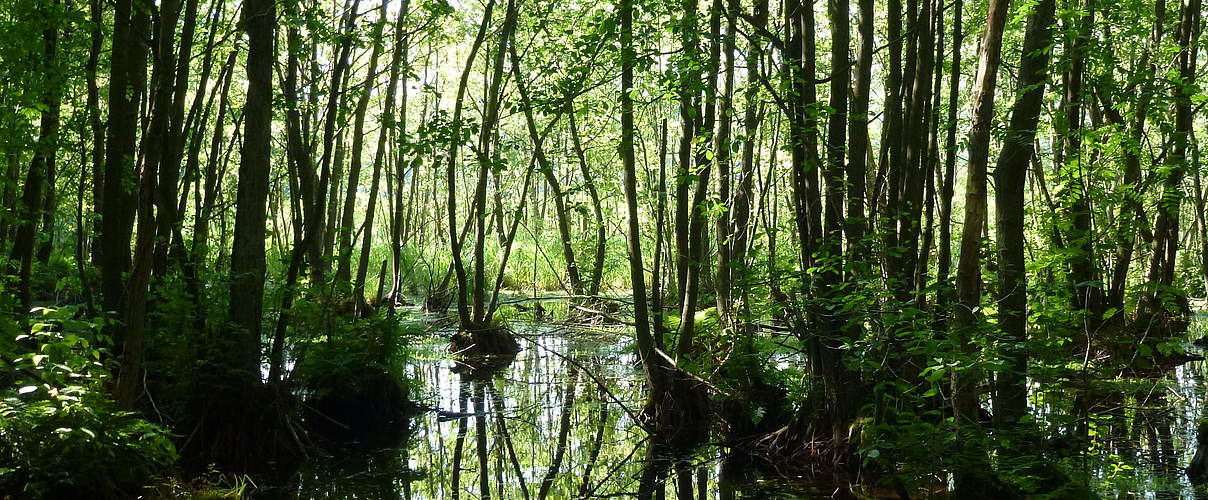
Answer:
(1, 0, 1207, 496)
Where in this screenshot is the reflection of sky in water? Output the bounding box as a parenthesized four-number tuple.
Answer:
(274, 311, 1208, 498)
(1070, 314, 1208, 499)
(280, 317, 668, 499)
(406, 321, 648, 499)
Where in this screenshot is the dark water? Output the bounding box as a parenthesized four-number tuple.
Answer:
(263, 311, 1208, 499)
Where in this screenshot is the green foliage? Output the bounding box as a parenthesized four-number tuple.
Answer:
(30, 255, 83, 303)
(0, 310, 177, 498)
(290, 304, 420, 402)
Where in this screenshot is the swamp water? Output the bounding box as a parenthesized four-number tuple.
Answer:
(258, 311, 1208, 499)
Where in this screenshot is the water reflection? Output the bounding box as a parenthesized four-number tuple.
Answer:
(274, 316, 1208, 499)
(1046, 316, 1208, 499)
(273, 320, 815, 499)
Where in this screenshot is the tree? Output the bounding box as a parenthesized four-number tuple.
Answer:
(227, 0, 276, 377)
(7, 1, 61, 314)
(992, 0, 1057, 428)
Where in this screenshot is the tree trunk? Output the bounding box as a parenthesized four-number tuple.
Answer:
(354, 0, 410, 306)
(898, 0, 934, 300)
(1139, 0, 1199, 328)
(733, 0, 767, 327)
(619, 0, 666, 405)
(152, 0, 201, 276)
(227, 0, 276, 377)
(470, 0, 518, 326)
(99, 0, 149, 343)
(714, 0, 738, 325)
(1060, 0, 1103, 321)
(336, 6, 388, 285)
(8, 4, 61, 313)
(312, 0, 363, 282)
(936, 0, 962, 329)
(512, 55, 582, 297)
(953, 0, 1008, 435)
(992, 0, 1057, 428)
(446, 0, 498, 329)
(1106, 0, 1164, 311)
(193, 52, 238, 265)
(847, 0, 874, 259)
(86, 0, 105, 265)
(674, 0, 699, 299)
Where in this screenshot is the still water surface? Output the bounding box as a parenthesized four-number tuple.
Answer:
(263, 313, 1208, 499)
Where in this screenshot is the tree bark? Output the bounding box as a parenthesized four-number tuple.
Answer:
(227, 0, 276, 377)
(9, 3, 61, 313)
(1106, 0, 1165, 310)
(714, 0, 739, 325)
(992, 0, 1057, 428)
(469, 0, 518, 325)
(355, 0, 410, 306)
(336, 6, 388, 284)
(936, 0, 961, 329)
(312, 0, 363, 281)
(1060, 0, 1103, 320)
(99, 0, 150, 379)
(1139, 0, 1200, 327)
(847, 0, 874, 257)
(953, 0, 1009, 431)
(620, 0, 664, 402)
(446, 0, 498, 329)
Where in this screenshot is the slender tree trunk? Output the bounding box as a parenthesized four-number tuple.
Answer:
(674, 0, 699, 299)
(951, 1, 1009, 492)
(936, 0, 961, 328)
(0, 154, 14, 254)
(733, 0, 767, 328)
(1140, 0, 1200, 327)
(847, 0, 873, 258)
(1193, 143, 1208, 297)
(1061, 0, 1103, 320)
(152, 0, 201, 275)
(355, 0, 410, 306)
(878, 0, 903, 284)
(34, 152, 56, 265)
(336, 6, 388, 284)
(512, 54, 581, 297)
(312, 0, 363, 282)
(714, 0, 738, 325)
(9, 4, 61, 313)
(100, 0, 149, 347)
(568, 109, 606, 296)
(992, 0, 1057, 428)
(193, 52, 238, 265)
(1106, 0, 1164, 310)
(87, 0, 105, 265)
(470, 0, 518, 325)
(898, 0, 934, 299)
(620, 0, 665, 402)
(652, 118, 669, 343)
(134, 0, 181, 277)
(786, 0, 821, 283)
(447, 0, 498, 328)
(953, 0, 1008, 433)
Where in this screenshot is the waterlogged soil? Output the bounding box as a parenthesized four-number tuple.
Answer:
(256, 310, 1208, 499)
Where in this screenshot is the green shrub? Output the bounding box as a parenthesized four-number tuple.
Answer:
(290, 308, 421, 444)
(0, 311, 177, 498)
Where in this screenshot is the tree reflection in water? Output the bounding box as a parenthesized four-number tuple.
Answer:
(273, 320, 1208, 499)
